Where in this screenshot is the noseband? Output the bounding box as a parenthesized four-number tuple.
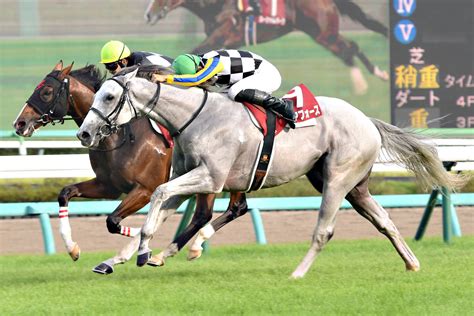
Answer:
(90, 77, 161, 138)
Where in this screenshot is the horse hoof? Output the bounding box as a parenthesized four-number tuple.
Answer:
(92, 263, 114, 275)
(406, 264, 420, 272)
(187, 249, 202, 261)
(68, 243, 81, 261)
(137, 251, 152, 267)
(147, 253, 165, 267)
(290, 270, 306, 279)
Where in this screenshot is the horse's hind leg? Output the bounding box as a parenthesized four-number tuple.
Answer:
(346, 175, 420, 271)
(188, 192, 248, 260)
(57, 178, 121, 261)
(291, 157, 368, 278)
(291, 180, 347, 279)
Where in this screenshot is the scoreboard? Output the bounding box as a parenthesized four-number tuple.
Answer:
(390, 0, 474, 128)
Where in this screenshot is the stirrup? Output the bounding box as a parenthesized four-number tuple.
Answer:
(272, 110, 296, 129)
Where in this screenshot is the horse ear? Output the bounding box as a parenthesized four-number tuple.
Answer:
(61, 62, 75, 77)
(53, 60, 63, 71)
(124, 68, 139, 81)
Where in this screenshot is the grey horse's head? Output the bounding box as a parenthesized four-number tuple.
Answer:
(77, 65, 174, 148)
(77, 69, 141, 148)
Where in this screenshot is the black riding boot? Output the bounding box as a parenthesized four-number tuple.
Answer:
(235, 89, 296, 128)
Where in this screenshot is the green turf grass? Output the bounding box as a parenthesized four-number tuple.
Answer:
(0, 32, 389, 131)
(1, 237, 472, 315)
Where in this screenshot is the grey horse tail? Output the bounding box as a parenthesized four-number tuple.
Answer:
(370, 118, 467, 191)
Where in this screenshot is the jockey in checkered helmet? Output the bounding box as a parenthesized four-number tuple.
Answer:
(154, 49, 296, 128)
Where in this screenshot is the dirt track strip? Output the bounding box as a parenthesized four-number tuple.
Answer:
(1, 207, 472, 255)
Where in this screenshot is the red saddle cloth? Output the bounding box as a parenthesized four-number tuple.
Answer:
(149, 119, 174, 148)
(243, 84, 323, 136)
(239, 0, 286, 26)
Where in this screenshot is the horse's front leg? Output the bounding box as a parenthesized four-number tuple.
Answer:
(137, 167, 217, 267)
(148, 193, 216, 266)
(57, 178, 121, 261)
(191, 18, 241, 53)
(188, 192, 248, 260)
(92, 184, 151, 274)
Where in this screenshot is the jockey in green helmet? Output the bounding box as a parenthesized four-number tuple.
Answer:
(100, 40, 173, 75)
(154, 50, 296, 128)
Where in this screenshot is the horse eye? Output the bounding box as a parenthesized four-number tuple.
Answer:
(39, 88, 53, 102)
(106, 94, 114, 101)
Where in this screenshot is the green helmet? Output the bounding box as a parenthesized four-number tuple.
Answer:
(100, 40, 131, 64)
(172, 54, 201, 75)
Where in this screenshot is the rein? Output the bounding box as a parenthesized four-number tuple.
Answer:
(169, 89, 208, 137)
(91, 78, 208, 140)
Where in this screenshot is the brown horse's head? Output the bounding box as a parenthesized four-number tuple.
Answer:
(144, 0, 184, 25)
(13, 61, 75, 137)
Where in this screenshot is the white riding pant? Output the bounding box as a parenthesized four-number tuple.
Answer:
(227, 60, 282, 100)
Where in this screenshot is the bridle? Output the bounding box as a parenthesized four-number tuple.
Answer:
(90, 77, 160, 138)
(90, 76, 208, 139)
(27, 73, 78, 126)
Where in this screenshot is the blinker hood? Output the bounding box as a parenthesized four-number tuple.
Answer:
(27, 72, 69, 120)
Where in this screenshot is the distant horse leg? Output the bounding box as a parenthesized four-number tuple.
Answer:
(149, 193, 216, 266)
(188, 192, 248, 260)
(92, 185, 151, 274)
(191, 27, 227, 53)
(192, 18, 241, 53)
(57, 178, 121, 261)
(334, 0, 388, 37)
(325, 35, 389, 92)
(345, 174, 420, 271)
(295, 3, 387, 94)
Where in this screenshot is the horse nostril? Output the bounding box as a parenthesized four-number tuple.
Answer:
(16, 120, 26, 129)
(80, 131, 90, 140)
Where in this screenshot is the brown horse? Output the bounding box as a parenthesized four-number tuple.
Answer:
(13, 61, 248, 274)
(144, 0, 389, 95)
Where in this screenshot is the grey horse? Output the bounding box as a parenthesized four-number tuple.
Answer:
(77, 69, 463, 278)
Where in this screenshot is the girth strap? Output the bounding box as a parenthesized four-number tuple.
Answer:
(249, 109, 277, 191)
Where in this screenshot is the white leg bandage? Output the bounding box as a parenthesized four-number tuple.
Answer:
(190, 223, 215, 251)
(58, 206, 76, 251)
(120, 226, 140, 237)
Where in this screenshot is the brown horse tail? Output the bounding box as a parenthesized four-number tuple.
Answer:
(370, 118, 468, 191)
